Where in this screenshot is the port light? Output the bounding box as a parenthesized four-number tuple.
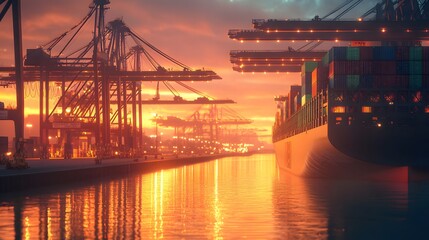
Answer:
(362, 106, 372, 113)
(332, 106, 346, 113)
(425, 106, 429, 113)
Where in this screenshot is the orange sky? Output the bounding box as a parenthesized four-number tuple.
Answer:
(0, 0, 374, 143)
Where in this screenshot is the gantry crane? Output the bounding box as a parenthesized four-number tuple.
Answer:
(0, 0, 233, 159)
(230, 50, 326, 73)
(0, 0, 27, 167)
(229, 0, 429, 42)
(229, 0, 429, 76)
(154, 105, 253, 142)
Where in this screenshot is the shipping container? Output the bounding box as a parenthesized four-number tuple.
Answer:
(322, 52, 330, 66)
(423, 75, 429, 88)
(0, 136, 8, 154)
(373, 47, 395, 60)
(360, 75, 373, 88)
(289, 85, 301, 116)
(302, 62, 318, 97)
(293, 95, 301, 113)
(396, 46, 410, 60)
(329, 61, 375, 76)
(396, 61, 410, 75)
(329, 47, 347, 61)
(373, 61, 396, 75)
(329, 76, 347, 89)
(317, 65, 329, 92)
(409, 47, 423, 61)
(409, 61, 423, 75)
(423, 47, 429, 61)
(423, 61, 429, 75)
(301, 61, 318, 73)
(410, 75, 422, 89)
(312, 68, 318, 96)
(346, 47, 360, 60)
(347, 75, 360, 89)
(301, 94, 312, 106)
(359, 47, 373, 60)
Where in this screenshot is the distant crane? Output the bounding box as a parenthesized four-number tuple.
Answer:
(154, 105, 253, 142)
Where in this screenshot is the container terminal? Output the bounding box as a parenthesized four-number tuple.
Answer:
(0, 0, 263, 191)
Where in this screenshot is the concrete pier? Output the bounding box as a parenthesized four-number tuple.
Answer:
(0, 153, 240, 193)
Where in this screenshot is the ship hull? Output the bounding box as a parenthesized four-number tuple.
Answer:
(273, 125, 410, 180)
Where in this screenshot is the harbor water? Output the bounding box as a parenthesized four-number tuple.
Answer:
(1, 154, 429, 239)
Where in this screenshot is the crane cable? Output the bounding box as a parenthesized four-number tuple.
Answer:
(41, 7, 96, 54)
(130, 34, 162, 70)
(174, 81, 213, 99)
(301, 0, 364, 52)
(321, 0, 355, 19)
(163, 81, 180, 96)
(129, 28, 192, 70)
(333, 0, 365, 20)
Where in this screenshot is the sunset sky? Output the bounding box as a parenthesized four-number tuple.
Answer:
(0, 0, 377, 143)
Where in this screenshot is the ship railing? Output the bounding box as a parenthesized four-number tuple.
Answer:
(273, 90, 328, 142)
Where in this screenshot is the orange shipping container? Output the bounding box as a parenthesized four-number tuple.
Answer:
(312, 68, 318, 97)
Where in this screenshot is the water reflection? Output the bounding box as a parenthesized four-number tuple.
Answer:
(1, 154, 429, 239)
(273, 163, 429, 239)
(0, 155, 276, 239)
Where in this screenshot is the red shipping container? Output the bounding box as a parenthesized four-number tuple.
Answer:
(374, 61, 396, 75)
(359, 47, 373, 60)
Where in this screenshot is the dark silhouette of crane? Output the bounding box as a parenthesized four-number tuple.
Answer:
(230, 50, 327, 73)
(229, 0, 429, 42)
(0, 0, 27, 168)
(228, 0, 429, 75)
(0, 0, 234, 159)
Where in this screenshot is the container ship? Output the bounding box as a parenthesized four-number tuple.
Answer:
(273, 46, 429, 178)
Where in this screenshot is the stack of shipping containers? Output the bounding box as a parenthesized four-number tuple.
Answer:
(301, 62, 318, 106)
(325, 46, 429, 125)
(326, 46, 429, 90)
(275, 45, 429, 138)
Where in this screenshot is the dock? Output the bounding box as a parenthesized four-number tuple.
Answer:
(0, 153, 240, 193)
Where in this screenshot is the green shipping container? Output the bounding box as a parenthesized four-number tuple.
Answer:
(322, 53, 330, 66)
(302, 62, 318, 73)
(410, 47, 423, 61)
(347, 75, 360, 89)
(410, 75, 422, 89)
(409, 61, 422, 75)
(346, 47, 360, 60)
